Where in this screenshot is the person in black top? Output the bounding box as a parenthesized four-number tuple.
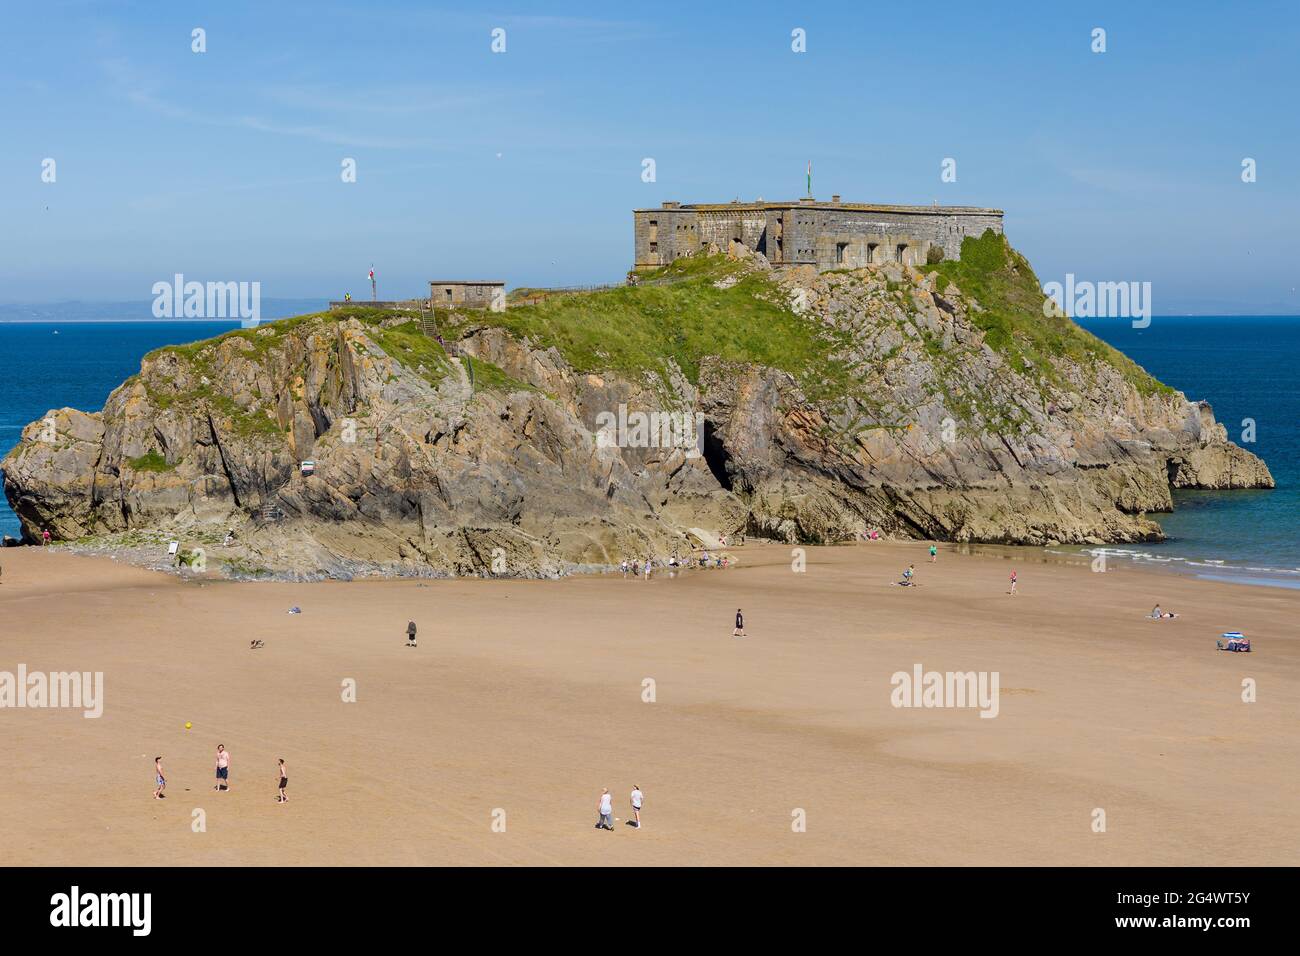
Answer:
(733, 609, 746, 638)
(406, 620, 417, 647)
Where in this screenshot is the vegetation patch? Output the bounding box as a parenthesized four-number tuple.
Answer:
(128, 451, 175, 472)
(371, 321, 453, 387)
(922, 231, 1173, 397)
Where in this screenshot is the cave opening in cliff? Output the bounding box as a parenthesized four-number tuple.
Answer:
(700, 420, 734, 491)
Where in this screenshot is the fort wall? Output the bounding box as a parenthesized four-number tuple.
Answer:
(633, 199, 1004, 271)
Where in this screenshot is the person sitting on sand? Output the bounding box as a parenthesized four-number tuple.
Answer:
(1150, 605, 1178, 620)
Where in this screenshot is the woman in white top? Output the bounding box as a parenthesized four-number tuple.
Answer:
(630, 786, 643, 829)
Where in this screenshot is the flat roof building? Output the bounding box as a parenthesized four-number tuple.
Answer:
(429, 280, 506, 310)
(633, 197, 1004, 272)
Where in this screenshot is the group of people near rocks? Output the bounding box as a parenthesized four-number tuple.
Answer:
(619, 550, 734, 578)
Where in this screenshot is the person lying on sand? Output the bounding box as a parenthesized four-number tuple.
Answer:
(249, 639, 265, 649)
(1149, 605, 1179, 619)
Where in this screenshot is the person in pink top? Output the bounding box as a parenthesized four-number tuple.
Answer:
(214, 744, 231, 792)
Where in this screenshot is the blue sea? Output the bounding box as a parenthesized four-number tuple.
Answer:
(1069, 315, 1300, 587)
(1, 308, 1296, 586)
(0, 300, 324, 541)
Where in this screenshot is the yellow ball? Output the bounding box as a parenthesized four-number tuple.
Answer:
(184, 722, 192, 730)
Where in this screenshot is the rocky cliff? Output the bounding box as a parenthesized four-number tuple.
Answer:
(2, 233, 1272, 578)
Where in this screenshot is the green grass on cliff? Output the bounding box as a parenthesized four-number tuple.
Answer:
(127, 450, 175, 472)
(370, 320, 453, 387)
(126, 236, 1173, 451)
(922, 231, 1173, 398)
(470, 255, 862, 404)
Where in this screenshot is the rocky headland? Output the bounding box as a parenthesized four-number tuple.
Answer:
(3, 233, 1272, 579)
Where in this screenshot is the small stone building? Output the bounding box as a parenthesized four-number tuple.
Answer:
(633, 197, 1004, 272)
(429, 280, 505, 310)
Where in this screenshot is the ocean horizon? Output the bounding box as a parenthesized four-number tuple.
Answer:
(2, 309, 1296, 587)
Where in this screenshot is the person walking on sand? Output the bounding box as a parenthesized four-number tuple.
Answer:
(595, 788, 614, 830)
(733, 608, 746, 638)
(153, 757, 166, 799)
(630, 785, 643, 829)
(277, 758, 288, 803)
(41, 528, 51, 546)
(1008, 569, 1018, 596)
(929, 544, 938, 564)
(406, 620, 417, 648)
(214, 744, 231, 792)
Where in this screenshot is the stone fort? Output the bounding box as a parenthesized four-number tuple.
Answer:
(633, 196, 1003, 272)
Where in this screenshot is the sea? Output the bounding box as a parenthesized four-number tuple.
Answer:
(0, 306, 1296, 587)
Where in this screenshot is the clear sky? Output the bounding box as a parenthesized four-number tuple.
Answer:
(3, 0, 1298, 313)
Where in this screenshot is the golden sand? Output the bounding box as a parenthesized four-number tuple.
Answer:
(0, 541, 1295, 865)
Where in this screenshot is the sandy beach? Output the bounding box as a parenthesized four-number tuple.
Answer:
(0, 541, 1296, 866)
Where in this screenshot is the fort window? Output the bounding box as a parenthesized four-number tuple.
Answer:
(896, 244, 908, 263)
(649, 242, 658, 253)
(867, 243, 879, 263)
(836, 242, 848, 264)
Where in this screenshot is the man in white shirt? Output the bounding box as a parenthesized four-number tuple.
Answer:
(595, 788, 614, 830)
(629, 786, 643, 829)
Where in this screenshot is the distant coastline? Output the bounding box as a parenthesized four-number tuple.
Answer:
(0, 299, 329, 324)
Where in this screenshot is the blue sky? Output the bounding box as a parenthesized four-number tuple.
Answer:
(3, 0, 1298, 312)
